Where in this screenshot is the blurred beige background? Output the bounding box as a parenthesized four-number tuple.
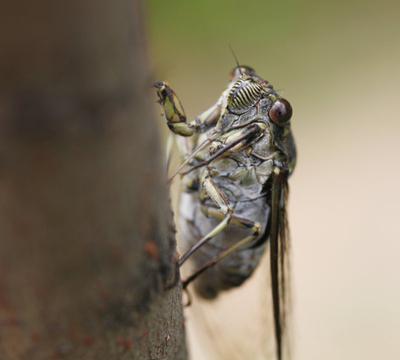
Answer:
(148, 1, 400, 359)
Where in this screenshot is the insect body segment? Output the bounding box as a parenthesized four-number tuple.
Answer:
(155, 65, 296, 360)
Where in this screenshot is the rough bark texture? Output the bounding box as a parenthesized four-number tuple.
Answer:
(0, 1, 187, 359)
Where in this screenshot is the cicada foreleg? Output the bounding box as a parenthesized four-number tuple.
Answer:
(154, 81, 223, 176)
(154, 81, 221, 141)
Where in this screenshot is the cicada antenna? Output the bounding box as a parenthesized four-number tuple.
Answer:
(228, 44, 243, 76)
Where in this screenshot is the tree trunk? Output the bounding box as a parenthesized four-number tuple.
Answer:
(0, 1, 187, 359)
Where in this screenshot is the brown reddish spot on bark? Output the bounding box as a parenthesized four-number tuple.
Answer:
(31, 332, 41, 343)
(0, 291, 11, 310)
(144, 241, 159, 260)
(117, 337, 133, 351)
(0, 316, 22, 327)
(83, 336, 94, 347)
(95, 282, 111, 305)
(67, 325, 79, 342)
(110, 244, 124, 262)
(138, 330, 149, 340)
(0, 276, 13, 311)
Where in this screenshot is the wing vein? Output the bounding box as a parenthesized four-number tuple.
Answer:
(270, 171, 291, 360)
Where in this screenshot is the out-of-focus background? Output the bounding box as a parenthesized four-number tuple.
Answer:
(148, 1, 400, 359)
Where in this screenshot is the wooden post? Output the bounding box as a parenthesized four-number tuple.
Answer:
(0, 1, 187, 359)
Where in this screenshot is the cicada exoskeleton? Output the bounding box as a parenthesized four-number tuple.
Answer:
(155, 64, 296, 360)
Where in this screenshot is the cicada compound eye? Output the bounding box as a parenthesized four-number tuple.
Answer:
(269, 98, 292, 125)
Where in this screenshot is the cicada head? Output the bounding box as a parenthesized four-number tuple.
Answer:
(226, 67, 292, 121)
(227, 66, 295, 171)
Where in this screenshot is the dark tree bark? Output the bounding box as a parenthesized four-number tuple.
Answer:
(0, 1, 187, 359)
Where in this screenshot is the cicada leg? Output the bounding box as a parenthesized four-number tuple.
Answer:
(181, 210, 262, 289)
(154, 81, 194, 137)
(154, 81, 221, 140)
(154, 81, 222, 163)
(178, 172, 261, 269)
(178, 174, 234, 266)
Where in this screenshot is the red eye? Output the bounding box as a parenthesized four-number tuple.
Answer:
(269, 99, 292, 124)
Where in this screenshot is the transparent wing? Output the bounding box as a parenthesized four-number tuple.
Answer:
(270, 171, 292, 360)
(182, 255, 274, 360)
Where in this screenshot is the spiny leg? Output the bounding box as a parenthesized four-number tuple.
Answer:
(182, 210, 262, 289)
(168, 135, 217, 182)
(154, 81, 222, 155)
(179, 122, 266, 177)
(154, 81, 194, 137)
(154, 81, 225, 185)
(179, 174, 234, 266)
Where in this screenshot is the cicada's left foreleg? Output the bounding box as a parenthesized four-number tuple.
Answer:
(154, 81, 223, 138)
(154, 81, 195, 137)
(155, 81, 224, 175)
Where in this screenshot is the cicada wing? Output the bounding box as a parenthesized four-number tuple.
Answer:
(270, 171, 292, 360)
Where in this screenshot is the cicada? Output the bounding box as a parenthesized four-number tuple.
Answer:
(155, 64, 296, 360)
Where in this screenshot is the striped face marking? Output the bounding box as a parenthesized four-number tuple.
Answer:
(228, 78, 264, 111)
